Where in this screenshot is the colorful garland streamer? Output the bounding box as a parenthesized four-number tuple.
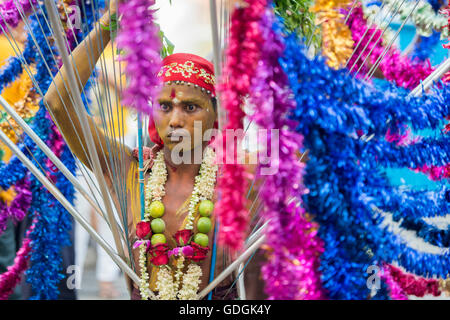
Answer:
(0, 0, 38, 35)
(248, 8, 324, 299)
(0, 221, 34, 300)
(216, 0, 266, 251)
(24, 0, 100, 298)
(358, 1, 449, 183)
(346, 6, 434, 90)
(278, 27, 450, 298)
(409, 32, 441, 61)
(0, 0, 97, 299)
(0, 38, 35, 94)
(384, 264, 443, 297)
(383, 0, 448, 38)
(116, 0, 162, 114)
(0, 177, 31, 234)
(380, 264, 408, 300)
(311, 0, 354, 69)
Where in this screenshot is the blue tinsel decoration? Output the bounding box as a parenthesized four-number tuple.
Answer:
(409, 32, 440, 62)
(24, 0, 100, 299)
(277, 25, 450, 299)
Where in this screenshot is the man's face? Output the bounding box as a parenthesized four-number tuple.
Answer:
(154, 84, 217, 151)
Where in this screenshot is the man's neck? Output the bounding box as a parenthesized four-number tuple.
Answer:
(162, 144, 205, 181)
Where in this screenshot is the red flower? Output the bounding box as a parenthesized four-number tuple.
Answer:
(149, 243, 169, 266)
(136, 221, 151, 239)
(173, 229, 193, 247)
(185, 242, 209, 262)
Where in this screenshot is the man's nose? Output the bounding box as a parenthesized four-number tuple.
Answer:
(168, 107, 185, 129)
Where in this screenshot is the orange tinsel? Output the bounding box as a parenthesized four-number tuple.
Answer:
(311, 0, 354, 69)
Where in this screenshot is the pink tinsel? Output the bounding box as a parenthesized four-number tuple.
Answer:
(347, 6, 450, 182)
(385, 264, 442, 297)
(45, 113, 65, 183)
(346, 6, 434, 90)
(116, 0, 162, 114)
(247, 9, 325, 299)
(414, 163, 449, 181)
(385, 127, 420, 146)
(381, 265, 408, 300)
(215, 0, 266, 251)
(0, 224, 34, 300)
(0, 0, 37, 35)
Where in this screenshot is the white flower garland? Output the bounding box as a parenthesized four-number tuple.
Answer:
(138, 245, 150, 300)
(382, 0, 448, 38)
(155, 265, 177, 300)
(138, 147, 217, 300)
(177, 264, 203, 300)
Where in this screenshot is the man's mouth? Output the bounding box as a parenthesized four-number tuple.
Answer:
(167, 130, 189, 140)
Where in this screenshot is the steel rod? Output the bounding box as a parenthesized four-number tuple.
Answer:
(197, 234, 266, 299)
(44, 0, 125, 260)
(0, 95, 107, 221)
(364, 0, 420, 81)
(410, 58, 450, 97)
(0, 128, 155, 297)
(209, 0, 225, 130)
(236, 263, 247, 300)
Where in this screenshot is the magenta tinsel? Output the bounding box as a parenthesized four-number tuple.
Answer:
(45, 112, 65, 183)
(0, 178, 31, 235)
(0, 0, 37, 35)
(347, 6, 450, 182)
(249, 10, 325, 299)
(385, 264, 442, 297)
(381, 264, 408, 300)
(385, 127, 419, 146)
(0, 223, 34, 300)
(346, 6, 434, 90)
(215, 0, 267, 251)
(116, 0, 162, 114)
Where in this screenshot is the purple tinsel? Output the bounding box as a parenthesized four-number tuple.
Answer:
(0, 0, 38, 35)
(0, 221, 34, 300)
(0, 177, 32, 235)
(249, 9, 325, 300)
(116, 0, 162, 114)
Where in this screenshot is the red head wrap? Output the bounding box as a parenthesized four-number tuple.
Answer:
(149, 53, 216, 146)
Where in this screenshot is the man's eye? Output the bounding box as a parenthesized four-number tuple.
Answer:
(185, 104, 198, 112)
(159, 103, 170, 111)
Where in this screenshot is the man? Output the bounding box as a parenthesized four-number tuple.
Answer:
(44, 6, 264, 299)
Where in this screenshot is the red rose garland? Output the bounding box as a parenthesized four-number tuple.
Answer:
(216, 0, 266, 251)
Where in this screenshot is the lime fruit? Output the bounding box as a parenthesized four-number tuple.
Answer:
(149, 200, 165, 218)
(151, 233, 166, 245)
(197, 217, 212, 233)
(151, 218, 165, 233)
(198, 200, 214, 217)
(193, 233, 209, 247)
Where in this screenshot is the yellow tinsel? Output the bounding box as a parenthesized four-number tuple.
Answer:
(0, 35, 38, 161)
(0, 187, 16, 205)
(311, 0, 354, 69)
